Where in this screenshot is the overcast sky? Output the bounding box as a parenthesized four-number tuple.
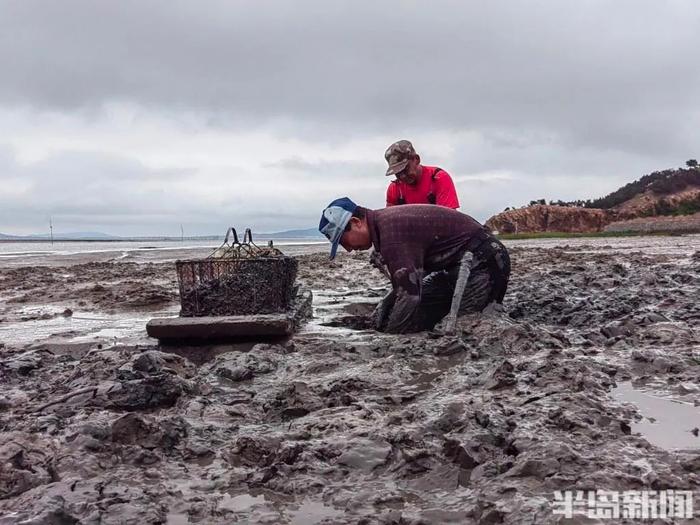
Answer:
(1, 0, 699, 236)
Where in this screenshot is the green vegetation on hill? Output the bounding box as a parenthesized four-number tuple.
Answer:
(586, 167, 700, 210)
(641, 195, 700, 217)
(520, 161, 700, 212)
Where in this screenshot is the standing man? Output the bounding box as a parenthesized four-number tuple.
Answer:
(318, 197, 510, 334)
(384, 140, 460, 209)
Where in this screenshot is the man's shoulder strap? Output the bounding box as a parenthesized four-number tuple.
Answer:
(431, 167, 443, 181)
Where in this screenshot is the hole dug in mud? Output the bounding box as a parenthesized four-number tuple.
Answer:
(319, 302, 377, 330)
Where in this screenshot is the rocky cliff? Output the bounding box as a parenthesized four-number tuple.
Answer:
(486, 183, 700, 234)
(485, 205, 614, 234)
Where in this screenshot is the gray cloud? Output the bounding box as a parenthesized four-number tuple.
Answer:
(0, 146, 195, 234)
(1, 1, 699, 234)
(3, 2, 700, 141)
(263, 157, 382, 177)
(0, 145, 383, 235)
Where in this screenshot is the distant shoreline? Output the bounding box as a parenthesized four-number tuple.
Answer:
(2, 231, 693, 243)
(0, 238, 217, 243)
(0, 237, 324, 243)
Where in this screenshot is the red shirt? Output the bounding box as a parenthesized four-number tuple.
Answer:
(386, 165, 460, 209)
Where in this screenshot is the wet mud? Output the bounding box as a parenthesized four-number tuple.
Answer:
(0, 238, 699, 524)
(0, 262, 178, 315)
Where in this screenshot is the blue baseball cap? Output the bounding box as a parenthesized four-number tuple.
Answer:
(319, 197, 358, 260)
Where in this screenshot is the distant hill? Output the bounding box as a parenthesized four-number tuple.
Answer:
(258, 228, 323, 239)
(584, 166, 700, 211)
(527, 166, 700, 212)
(23, 232, 121, 240)
(487, 164, 700, 234)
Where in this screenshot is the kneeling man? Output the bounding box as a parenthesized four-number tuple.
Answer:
(318, 197, 511, 333)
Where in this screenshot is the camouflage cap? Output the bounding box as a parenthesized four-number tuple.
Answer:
(384, 140, 416, 176)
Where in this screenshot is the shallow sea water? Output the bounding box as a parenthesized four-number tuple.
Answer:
(613, 381, 700, 451)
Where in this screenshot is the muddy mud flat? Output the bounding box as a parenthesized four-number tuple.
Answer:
(0, 237, 699, 524)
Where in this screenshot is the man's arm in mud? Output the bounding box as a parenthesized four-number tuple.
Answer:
(369, 249, 390, 279)
(383, 266, 424, 333)
(374, 239, 425, 333)
(371, 288, 395, 331)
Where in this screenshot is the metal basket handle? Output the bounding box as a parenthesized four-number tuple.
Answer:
(243, 228, 254, 244)
(223, 227, 240, 246)
(209, 226, 279, 259)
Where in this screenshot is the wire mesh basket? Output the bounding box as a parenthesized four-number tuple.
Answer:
(176, 228, 298, 317)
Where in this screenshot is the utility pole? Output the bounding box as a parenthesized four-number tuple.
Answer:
(180, 224, 184, 243)
(49, 217, 54, 245)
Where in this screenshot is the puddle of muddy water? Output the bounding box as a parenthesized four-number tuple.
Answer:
(165, 513, 189, 525)
(613, 382, 700, 450)
(219, 493, 267, 512)
(166, 494, 342, 524)
(0, 307, 178, 347)
(288, 499, 344, 525)
(300, 287, 383, 341)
